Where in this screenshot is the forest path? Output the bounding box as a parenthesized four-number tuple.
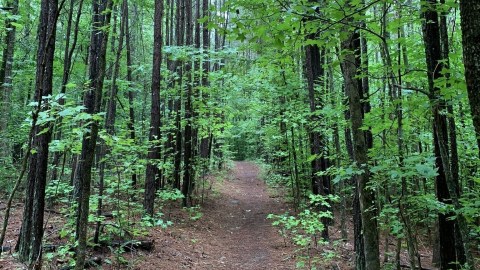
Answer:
(137, 161, 295, 269)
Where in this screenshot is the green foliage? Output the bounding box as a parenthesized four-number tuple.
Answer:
(183, 205, 204, 221)
(45, 180, 73, 204)
(268, 194, 337, 269)
(460, 185, 480, 242)
(157, 188, 184, 203)
(141, 213, 173, 228)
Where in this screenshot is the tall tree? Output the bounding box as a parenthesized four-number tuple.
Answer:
(73, 1, 112, 268)
(94, 0, 128, 243)
(199, 0, 211, 160)
(0, 0, 19, 157)
(173, 0, 185, 190)
(144, 0, 164, 216)
(124, 0, 137, 188)
(421, 0, 473, 268)
(340, 20, 380, 270)
(460, 1, 480, 159)
(304, 12, 330, 239)
(16, 0, 59, 268)
(182, 0, 194, 206)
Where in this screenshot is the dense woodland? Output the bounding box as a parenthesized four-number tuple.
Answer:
(0, 0, 479, 269)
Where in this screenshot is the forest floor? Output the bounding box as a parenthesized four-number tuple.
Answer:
(132, 161, 297, 269)
(0, 161, 446, 269)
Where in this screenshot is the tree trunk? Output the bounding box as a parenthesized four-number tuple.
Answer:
(439, 2, 465, 265)
(144, 0, 164, 216)
(51, 0, 84, 182)
(0, 0, 19, 157)
(304, 30, 330, 239)
(460, 0, 480, 159)
(340, 28, 380, 270)
(124, 0, 137, 188)
(182, 0, 194, 207)
(199, 0, 211, 161)
(73, 1, 112, 269)
(17, 1, 58, 268)
(422, 1, 473, 268)
(94, 0, 127, 243)
(173, 0, 185, 190)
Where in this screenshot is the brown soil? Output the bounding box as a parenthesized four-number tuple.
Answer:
(134, 161, 296, 270)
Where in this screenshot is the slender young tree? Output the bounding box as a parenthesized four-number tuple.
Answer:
(124, 0, 137, 188)
(173, 0, 185, 190)
(199, 0, 211, 160)
(0, 0, 19, 156)
(74, 1, 112, 268)
(144, 0, 164, 216)
(162, 0, 174, 188)
(94, 0, 128, 243)
(51, 0, 85, 182)
(182, 0, 194, 206)
(16, 0, 59, 268)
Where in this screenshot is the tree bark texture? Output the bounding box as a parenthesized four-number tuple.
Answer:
(182, 0, 194, 206)
(74, 1, 112, 269)
(124, 0, 137, 188)
(17, 0, 58, 268)
(173, 0, 185, 190)
(0, 0, 19, 157)
(341, 29, 380, 270)
(144, 0, 164, 216)
(422, 1, 472, 268)
(460, 0, 480, 159)
(304, 31, 330, 239)
(199, 0, 211, 160)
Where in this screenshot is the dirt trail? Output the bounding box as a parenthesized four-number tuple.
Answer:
(137, 161, 294, 269)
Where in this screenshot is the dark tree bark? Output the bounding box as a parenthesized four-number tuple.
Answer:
(199, 0, 211, 160)
(278, 94, 288, 172)
(340, 26, 380, 270)
(124, 0, 137, 188)
(173, 0, 185, 190)
(16, 0, 59, 268)
(422, 1, 473, 268)
(211, 0, 228, 169)
(73, 1, 112, 269)
(439, 2, 465, 265)
(182, 0, 194, 206)
(94, 0, 127, 243)
(144, 0, 164, 216)
(0, 0, 19, 156)
(191, 0, 201, 181)
(460, 1, 480, 158)
(162, 0, 174, 188)
(304, 31, 330, 239)
(340, 40, 367, 270)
